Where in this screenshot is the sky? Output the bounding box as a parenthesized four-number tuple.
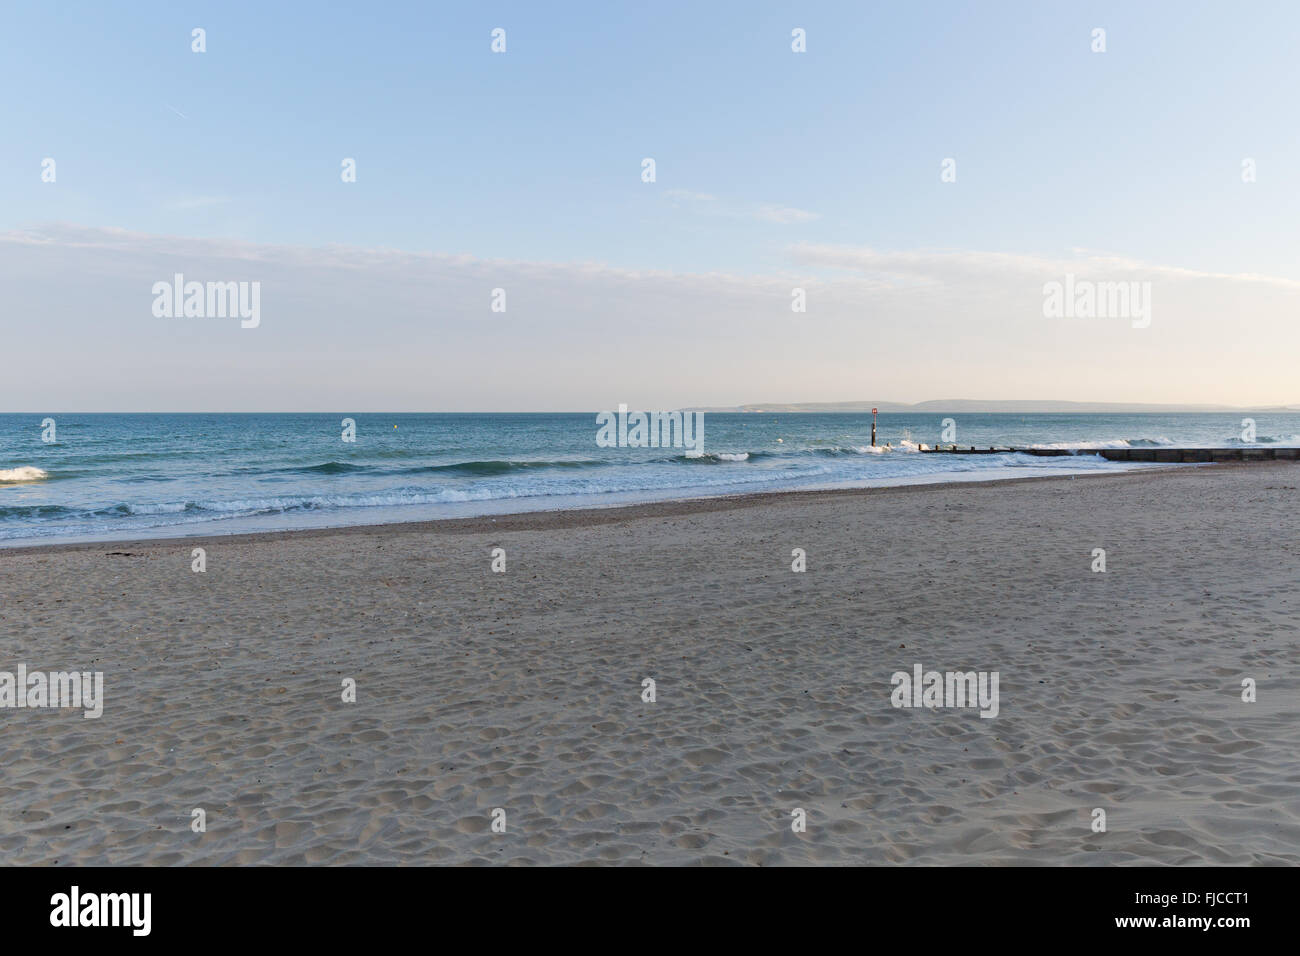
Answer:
(2, 0, 1298, 411)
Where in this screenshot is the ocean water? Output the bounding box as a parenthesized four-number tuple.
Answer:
(1, 412, 1298, 545)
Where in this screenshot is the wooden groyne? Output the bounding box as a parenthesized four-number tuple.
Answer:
(920, 446, 1300, 462)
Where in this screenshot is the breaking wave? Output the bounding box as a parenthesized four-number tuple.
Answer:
(0, 467, 49, 483)
(1028, 437, 1176, 450)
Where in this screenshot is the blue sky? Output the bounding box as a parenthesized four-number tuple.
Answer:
(6, 0, 1297, 275)
(2, 1, 1299, 409)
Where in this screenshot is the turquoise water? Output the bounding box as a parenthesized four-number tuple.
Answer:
(2, 412, 1297, 544)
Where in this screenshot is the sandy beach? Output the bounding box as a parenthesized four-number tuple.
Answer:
(1, 463, 1297, 866)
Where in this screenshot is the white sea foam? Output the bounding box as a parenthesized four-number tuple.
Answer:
(0, 467, 49, 483)
(1027, 437, 1175, 450)
(851, 441, 920, 454)
(1232, 433, 1300, 445)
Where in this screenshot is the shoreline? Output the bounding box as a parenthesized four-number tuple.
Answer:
(0, 462, 1216, 556)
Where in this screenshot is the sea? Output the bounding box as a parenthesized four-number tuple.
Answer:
(2, 412, 1297, 546)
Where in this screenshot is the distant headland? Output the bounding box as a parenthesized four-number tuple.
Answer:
(686, 400, 1300, 414)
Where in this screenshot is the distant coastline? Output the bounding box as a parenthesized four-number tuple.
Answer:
(686, 400, 1300, 414)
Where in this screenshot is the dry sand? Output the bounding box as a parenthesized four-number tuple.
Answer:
(1, 464, 1297, 865)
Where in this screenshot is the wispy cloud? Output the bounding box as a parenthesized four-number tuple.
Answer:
(788, 243, 1300, 289)
(755, 204, 820, 224)
(3, 226, 1299, 409)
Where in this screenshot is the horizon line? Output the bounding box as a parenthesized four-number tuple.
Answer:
(4, 403, 1298, 415)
